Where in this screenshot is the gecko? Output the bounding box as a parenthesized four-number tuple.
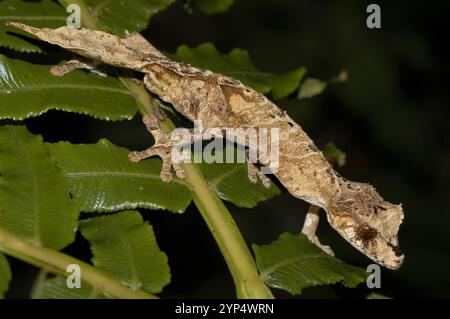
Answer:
(6, 22, 404, 270)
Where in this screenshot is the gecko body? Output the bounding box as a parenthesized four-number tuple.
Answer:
(7, 23, 404, 269)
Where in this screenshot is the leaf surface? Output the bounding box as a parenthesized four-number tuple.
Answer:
(84, 0, 175, 36)
(298, 70, 348, 99)
(253, 233, 368, 295)
(172, 43, 306, 99)
(80, 211, 170, 294)
(190, 0, 234, 14)
(0, 125, 78, 249)
(36, 277, 105, 299)
(47, 139, 192, 213)
(323, 142, 346, 167)
(0, 55, 138, 121)
(48, 140, 280, 212)
(0, 254, 11, 298)
(37, 211, 170, 298)
(0, 0, 66, 53)
(198, 146, 280, 208)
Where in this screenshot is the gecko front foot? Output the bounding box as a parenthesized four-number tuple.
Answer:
(302, 205, 335, 256)
(246, 150, 271, 188)
(247, 162, 272, 189)
(129, 145, 185, 182)
(128, 112, 186, 182)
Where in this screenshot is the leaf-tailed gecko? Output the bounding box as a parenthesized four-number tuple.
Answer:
(7, 22, 404, 269)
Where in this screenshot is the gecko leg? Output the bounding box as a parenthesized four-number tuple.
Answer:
(128, 110, 187, 182)
(246, 150, 272, 189)
(301, 205, 335, 256)
(50, 59, 107, 77)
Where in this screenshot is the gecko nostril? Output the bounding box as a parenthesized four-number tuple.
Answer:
(393, 246, 403, 257)
(387, 242, 403, 257)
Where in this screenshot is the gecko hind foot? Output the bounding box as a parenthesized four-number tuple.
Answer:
(128, 111, 186, 182)
(51, 59, 107, 77)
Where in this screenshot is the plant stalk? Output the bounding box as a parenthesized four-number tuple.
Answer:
(125, 79, 273, 298)
(59, 0, 273, 299)
(0, 228, 156, 299)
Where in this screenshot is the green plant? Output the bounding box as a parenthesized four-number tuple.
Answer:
(0, 0, 368, 299)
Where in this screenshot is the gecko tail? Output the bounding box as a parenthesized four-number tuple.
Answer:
(6, 22, 42, 34)
(5, 22, 155, 72)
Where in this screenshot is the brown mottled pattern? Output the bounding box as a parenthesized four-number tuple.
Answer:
(8, 23, 404, 269)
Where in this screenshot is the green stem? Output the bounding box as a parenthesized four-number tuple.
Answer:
(30, 269, 49, 299)
(60, 0, 273, 299)
(0, 228, 156, 299)
(125, 78, 272, 298)
(186, 166, 273, 298)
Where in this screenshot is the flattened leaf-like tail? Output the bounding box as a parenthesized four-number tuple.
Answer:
(6, 22, 163, 72)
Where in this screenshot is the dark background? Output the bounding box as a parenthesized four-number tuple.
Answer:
(7, 0, 450, 298)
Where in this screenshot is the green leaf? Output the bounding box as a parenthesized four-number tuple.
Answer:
(269, 68, 308, 100)
(0, 55, 138, 121)
(84, 0, 175, 36)
(298, 70, 348, 99)
(37, 211, 170, 298)
(190, 0, 234, 14)
(46, 139, 192, 213)
(80, 211, 170, 294)
(36, 277, 105, 299)
(253, 233, 368, 295)
(323, 142, 346, 167)
(0, 0, 67, 53)
(0, 253, 11, 298)
(47, 139, 279, 213)
(172, 43, 306, 99)
(0, 125, 78, 250)
(0, 0, 175, 49)
(199, 146, 281, 208)
(298, 78, 328, 99)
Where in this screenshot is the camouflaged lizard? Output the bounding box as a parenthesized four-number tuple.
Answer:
(7, 22, 404, 269)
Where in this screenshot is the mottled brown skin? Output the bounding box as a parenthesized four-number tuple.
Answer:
(8, 23, 404, 269)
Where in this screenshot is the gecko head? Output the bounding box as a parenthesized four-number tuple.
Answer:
(326, 182, 404, 270)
